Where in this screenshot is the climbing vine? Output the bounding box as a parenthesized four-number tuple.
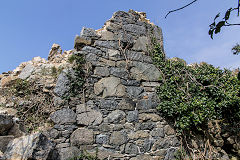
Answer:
(150, 38, 240, 134)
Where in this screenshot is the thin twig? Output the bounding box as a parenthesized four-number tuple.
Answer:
(165, 0, 198, 18)
(224, 23, 240, 26)
(238, 0, 240, 16)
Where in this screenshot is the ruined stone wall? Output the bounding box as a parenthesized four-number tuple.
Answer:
(1, 10, 239, 160)
(48, 10, 180, 160)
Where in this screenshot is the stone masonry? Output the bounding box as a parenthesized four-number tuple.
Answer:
(48, 10, 180, 160)
(1, 10, 239, 160)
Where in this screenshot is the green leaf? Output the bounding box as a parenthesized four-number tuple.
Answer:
(224, 8, 232, 21)
(209, 30, 214, 39)
(215, 27, 220, 34)
(214, 21, 225, 34)
(209, 22, 216, 28)
(238, 72, 240, 81)
(151, 38, 240, 135)
(216, 21, 225, 28)
(232, 43, 240, 55)
(208, 29, 213, 35)
(214, 13, 220, 21)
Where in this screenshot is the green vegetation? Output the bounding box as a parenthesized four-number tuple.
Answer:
(68, 54, 83, 64)
(65, 53, 85, 100)
(208, 7, 240, 39)
(9, 79, 55, 132)
(175, 148, 188, 160)
(68, 150, 100, 160)
(166, 0, 240, 40)
(10, 79, 31, 97)
(232, 43, 240, 55)
(150, 39, 240, 134)
(51, 66, 63, 78)
(166, 0, 240, 55)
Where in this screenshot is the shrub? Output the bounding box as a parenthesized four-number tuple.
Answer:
(150, 40, 240, 134)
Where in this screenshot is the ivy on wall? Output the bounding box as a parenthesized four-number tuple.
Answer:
(150, 39, 240, 134)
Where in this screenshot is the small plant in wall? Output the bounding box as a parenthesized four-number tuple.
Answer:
(68, 150, 100, 160)
(64, 53, 86, 100)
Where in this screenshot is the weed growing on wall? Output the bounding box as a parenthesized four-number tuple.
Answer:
(65, 53, 85, 100)
(150, 38, 240, 134)
(68, 150, 100, 160)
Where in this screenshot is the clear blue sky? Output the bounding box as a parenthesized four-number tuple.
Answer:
(0, 0, 239, 73)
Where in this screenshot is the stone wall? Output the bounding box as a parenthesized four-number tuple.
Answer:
(48, 10, 180, 160)
(1, 9, 239, 160)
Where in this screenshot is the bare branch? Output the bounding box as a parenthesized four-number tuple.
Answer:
(225, 21, 240, 26)
(238, 0, 240, 16)
(165, 0, 198, 18)
(225, 24, 240, 26)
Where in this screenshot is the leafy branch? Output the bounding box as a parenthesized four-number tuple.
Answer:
(232, 43, 240, 55)
(209, 7, 240, 39)
(165, 0, 240, 41)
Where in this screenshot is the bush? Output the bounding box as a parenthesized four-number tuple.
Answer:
(150, 40, 240, 134)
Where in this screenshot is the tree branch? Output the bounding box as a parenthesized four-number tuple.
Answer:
(165, 0, 198, 18)
(238, 0, 240, 16)
(225, 21, 240, 26)
(225, 23, 240, 26)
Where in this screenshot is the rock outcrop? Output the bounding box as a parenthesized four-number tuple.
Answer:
(0, 108, 26, 160)
(4, 133, 53, 160)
